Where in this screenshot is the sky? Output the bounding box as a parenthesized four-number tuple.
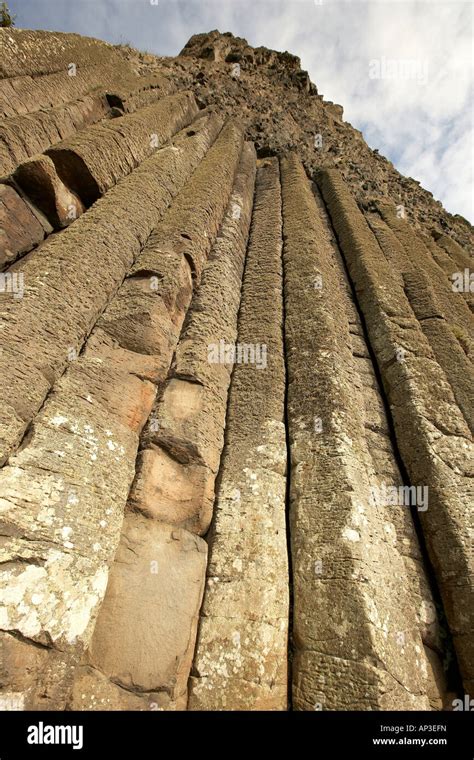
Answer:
(10, 0, 474, 222)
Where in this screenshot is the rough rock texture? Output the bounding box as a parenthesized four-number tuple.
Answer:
(0, 94, 110, 176)
(0, 183, 46, 266)
(72, 516, 207, 711)
(131, 141, 256, 534)
(13, 154, 85, 230)
(318, 169, 473, 696)
(45, 92, 199, 205)
(0, 27, 472, 712)
(0, 112, 220, 465)
(188, 159, 289, 710)
(281, 155, 438, 710)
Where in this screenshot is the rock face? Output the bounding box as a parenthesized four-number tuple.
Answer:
(0, 28, 472, 712)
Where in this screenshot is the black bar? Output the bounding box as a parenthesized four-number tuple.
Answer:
(0, 710, 472, 757)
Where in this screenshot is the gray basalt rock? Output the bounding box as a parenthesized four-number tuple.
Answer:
(318, 168, 473, 696)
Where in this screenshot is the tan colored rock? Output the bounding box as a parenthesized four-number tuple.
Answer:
(282, 155, 433, 710)
(14, 154, 85, 230)
(131, 445, 215, 531)
(0, 94, 110, 176)
(0, 120, 236, 704)
(376, 201, 473, 350)
(318, 167, 474, 695)
(81, 516, 207, 709)
(0, 120, 242, 708)
(367, 211, 473, 432)
(130, 120, 244, 283)
(0, 112, 222, 465)
(0, 63, 130, 119)
(188, 158, 289, 711)
(433, 231, 471, 271)
(0, 27, 472, 715)
(0, 29, 130, 79)
(69, 666, 172, 711)
(105, 73, 176, 113)
(46, 92, 199, 205)
(0, 352, 151, 708)
(131, 142, 257, 534)
(50, 120, 246, 710)
(95, 118, 244, 396)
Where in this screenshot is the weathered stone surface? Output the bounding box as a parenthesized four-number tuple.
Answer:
(166, 30, 474, 256)
(403, 269, 474, 434)
(131, 142, 256, 534)
(94, 117, 243, 393)
(69, 666, 171, 711)
(318, 167, 474, 695)
(375, 201, 473, 349)
(0, 63, 131, 119)
(0, 118, 244, 704)
(106, 73, 176, 113)
(14, 155, 85, 230)
(40, 121, 245, 710)
(433, 231, 471, 271)
(46, 92, 199, 205)
(428, 232, 474, 313)
(77, 515, 207, 710)
(282, 155, 433, 710)
(0, 183, 45, 267)
(0, 113, 221, 466)
(367, 210, 474, 433)
(129, 120, 244, 283)
(0, 123, 242, 703)
(0, 94, 110, 176)
(0, 29, 128, 79)
(188, 159, 289, 711)
(0, 351, 150, 708)
(0, 28, 472, 714)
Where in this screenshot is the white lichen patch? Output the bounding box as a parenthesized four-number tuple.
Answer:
(1, 548, 109, 647)
(342, 527, 360, 543)
(50, 414, 69, 427)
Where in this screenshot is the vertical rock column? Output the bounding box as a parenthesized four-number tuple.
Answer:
(130, 143, 257, 536)
(0, 115, 225, 711)
(318, 168, 474, 695)
(188, 158, 289, 711)
(0, 112, 220, 465)
(281, 155, 432, 710)
(68, 124, 249, 711)
(366, 207, 474, 434)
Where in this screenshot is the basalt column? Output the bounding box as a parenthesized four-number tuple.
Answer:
(0, 112, 220, 465)
(67, 125, 249, 711)
(281, 154, 437, 710)
(318, 168, 474, 695)
(188, 158, 289, 710)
